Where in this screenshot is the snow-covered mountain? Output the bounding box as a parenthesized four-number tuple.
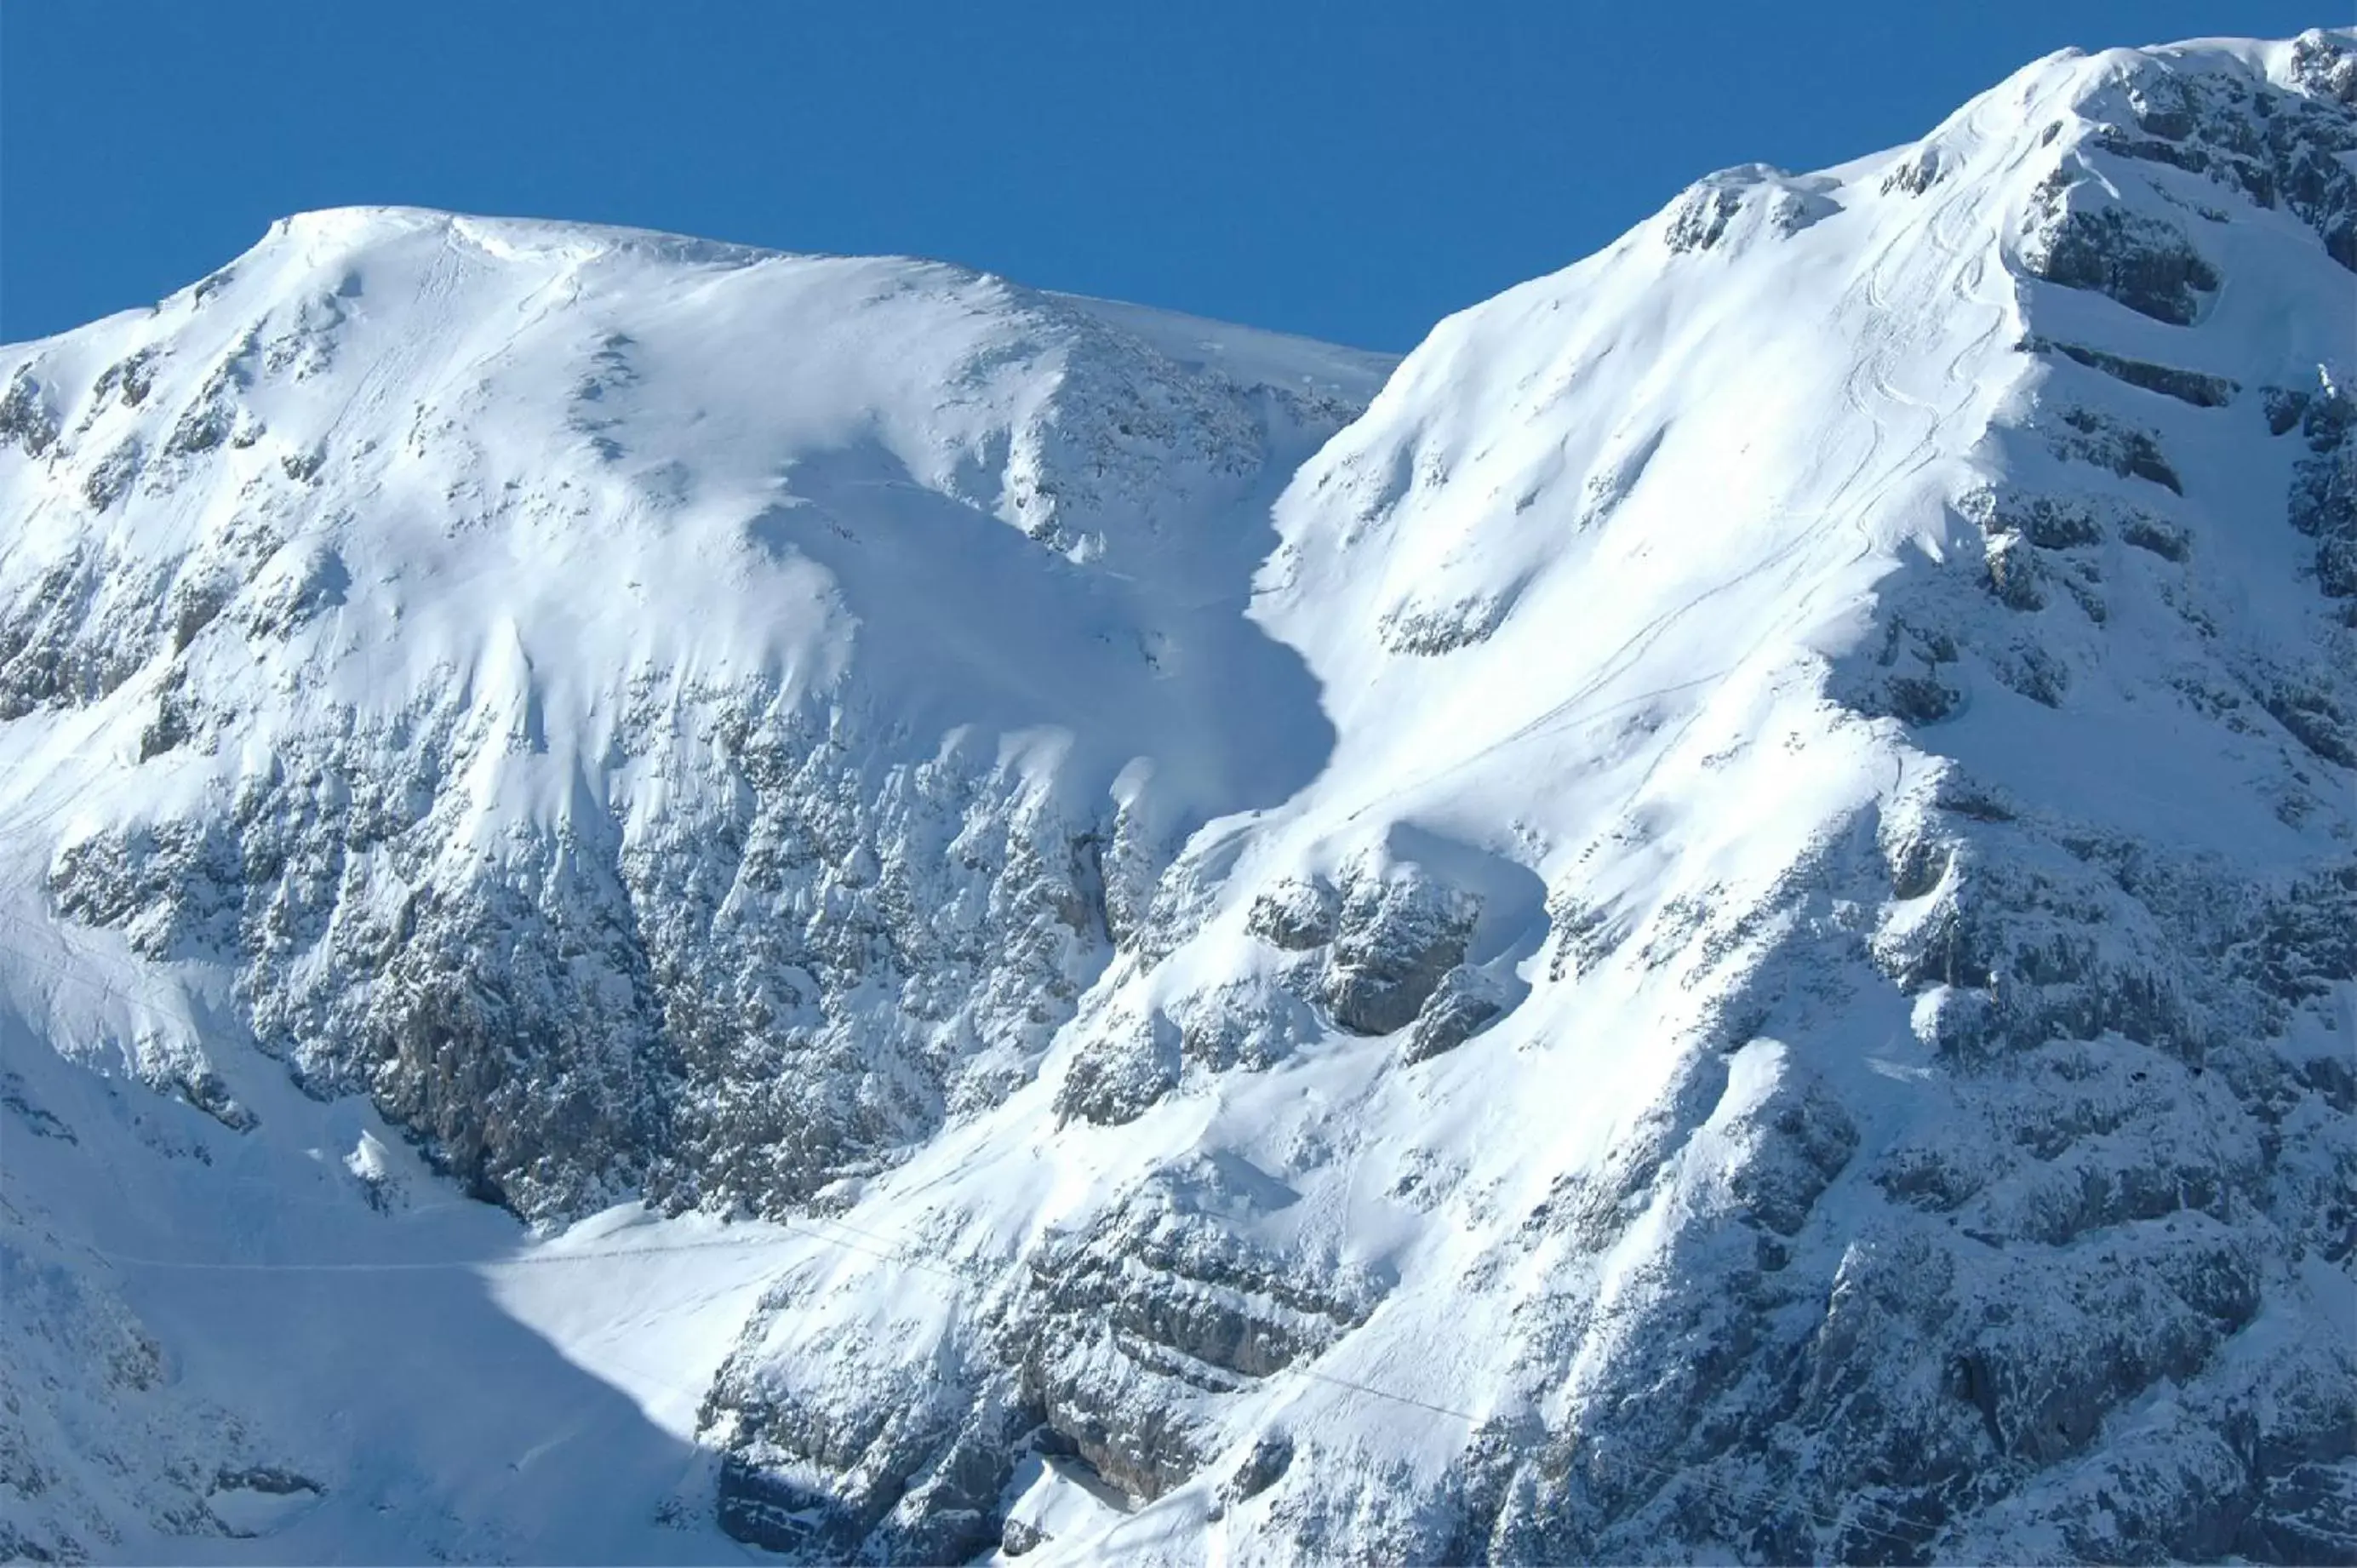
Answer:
(3, 28, 2350, 1566)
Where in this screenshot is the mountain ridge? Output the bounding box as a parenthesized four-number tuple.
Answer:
(1, 27, 2351, 1565)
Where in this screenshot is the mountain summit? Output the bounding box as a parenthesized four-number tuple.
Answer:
(2, 30, 2351, 1565)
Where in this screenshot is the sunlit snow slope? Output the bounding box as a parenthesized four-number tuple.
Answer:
(3, 28, 2354, 1568)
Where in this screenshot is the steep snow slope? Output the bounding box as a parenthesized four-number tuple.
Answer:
(4, 28, 2354, 1568)
(0, 206, 1386, 1218)
(0, 209, 1390, 1559)
(1, 996, 793, 1564)
(689, 32, 2355, 1565)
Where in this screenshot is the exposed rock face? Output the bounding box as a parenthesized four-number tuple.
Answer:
(2020, 193, 2222, 324)
(0, 210, 1380, 1223)
(2090, 34, 2357, 271)
(2048, 405, 2183, 492)
(1014, 1192, 1382, 1498)
(2028, 335, 2239, 407)
(3, 29, 2354, 1568)
(1402, 964, 1510, 1062)
(1663, 164, 1842, 254)
(704, 1354, 1025, 1565)
(1313, 858, 1479, 1036)
(1242, 875, 1336, 952)
(2272, 383, 2357, 602)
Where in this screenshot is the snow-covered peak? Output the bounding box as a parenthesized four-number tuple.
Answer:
(3, 31, 2351, 1568)
(1, 200, 1395, 853)
(837, 29, 2351, 1560)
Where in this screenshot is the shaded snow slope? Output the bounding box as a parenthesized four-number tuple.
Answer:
(3, 28, 2354, 1568)
(702, 31, 2356, 1565)
(1, 992, 785, 1564)
(0, 206, 1390, 1560)
(0, 206, 1387, 1220)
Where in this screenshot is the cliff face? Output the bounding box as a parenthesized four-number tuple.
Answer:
(2, 31, 2350, 1567)
(0, 209, 1385, 1224)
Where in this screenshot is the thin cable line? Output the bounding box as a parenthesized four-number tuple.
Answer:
(1290, 1364, 1480, 1423)
(89, 1180, 1943, 1555)
(1280, 1356, 1939, 1555)
(94, 1226, 793, 1273)
(13, 910, 1947, 1556)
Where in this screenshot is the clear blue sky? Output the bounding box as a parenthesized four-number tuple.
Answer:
(1, 2, 2331, 352)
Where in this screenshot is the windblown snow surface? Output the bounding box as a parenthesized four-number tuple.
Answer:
(3, 30, 2353, 1567)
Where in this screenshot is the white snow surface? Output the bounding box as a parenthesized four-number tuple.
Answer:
(2, 29, 2352, 1565)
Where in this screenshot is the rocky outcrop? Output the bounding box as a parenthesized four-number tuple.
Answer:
(2087, 34, 2357, 271)
(2019, 181, 2220, 324)
(1663, 166, 1841, 254)
(2027, 335, 2238, 407)
(2047, 406, 2183, 492)
(1314, 860, 1479, 1035)
(2269, 382, 2356, 601)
